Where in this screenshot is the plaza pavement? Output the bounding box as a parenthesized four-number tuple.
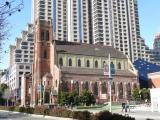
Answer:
(0, 110, 72, 120)
(113, 105, 160, 120)
(0, 105, 160, 120)
(74, 104, 160, 120)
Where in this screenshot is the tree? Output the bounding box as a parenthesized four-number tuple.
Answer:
(0, 83, 9, 105)
(67, 91, 80, 106)
(0, 83, 9, 92)
(141, 88, 150, 101)
(132, 88, 141, 102)
(58, 92, 69, 105)
(3, 88, 11, 106)
(0, 0, 24, 56)
(80, 90, 95, 106)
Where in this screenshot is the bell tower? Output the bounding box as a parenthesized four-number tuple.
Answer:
(32, 20, 53, 106)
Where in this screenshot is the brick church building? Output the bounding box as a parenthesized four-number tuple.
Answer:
(21, 20, 139, 106)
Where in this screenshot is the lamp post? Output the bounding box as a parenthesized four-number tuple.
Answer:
(108, 53, 112, 112)
(104, 53, 115, 112)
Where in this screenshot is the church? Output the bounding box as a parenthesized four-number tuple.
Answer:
(21, 20, 139, 107)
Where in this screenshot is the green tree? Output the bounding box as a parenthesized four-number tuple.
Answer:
(0, 83, 8, 92)
(80, 90, 95, 106)
(141, 88, 150, 101)
(0, 83, 9, 105)
(58, 92, 69, 105)
(132, 88, 141, 102)
(67, 91, 79, 106)
(58, 91, 80, 106)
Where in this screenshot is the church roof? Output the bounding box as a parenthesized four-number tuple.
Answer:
(60, 67, 136, 77)
(54, 40, 127, 59)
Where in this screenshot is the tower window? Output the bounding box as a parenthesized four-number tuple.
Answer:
(46, 31, 49, 41)
(78, 59, 81, 67)
(41, 31, 45, 41)
(118, 62, 121, 69)
(69, 58, 72, 66)
(59, 58, 63, 66)
(95, 60, 98, 68)
(87, 60, 90, 67)
(44, 50, 47, 58)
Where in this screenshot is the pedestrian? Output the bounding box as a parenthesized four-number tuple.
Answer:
(125, 103, 128, 113)
(122, 102, 125, 112)
(126, 100, 130, 112)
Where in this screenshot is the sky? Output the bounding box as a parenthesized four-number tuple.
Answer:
(1, 0, 160, 69)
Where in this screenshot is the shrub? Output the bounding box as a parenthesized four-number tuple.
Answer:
(94, 111, 112, 120)
(59, 109, 72, 118)
(93, 111, 135, 120)
(8, 106, 15, 111)
(73, 111, 91, 120)
(25, 107, 34, 114)
(44, 108, 50, 116)
(34, 106, 46, 115)
(18, 107, 26, 113)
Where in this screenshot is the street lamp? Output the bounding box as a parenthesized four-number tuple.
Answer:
(104, 53, 115, 112)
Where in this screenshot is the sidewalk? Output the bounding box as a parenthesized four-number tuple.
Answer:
(0, 110, 72, 120)
(113, 105, 160, 120)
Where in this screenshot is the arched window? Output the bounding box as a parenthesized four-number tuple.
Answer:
(75, 81, 79, 95)
(112, 82, 115, 94)
(84, 81, 89, 90)
(118, 62, 121, 69)
(93, 82, 98, 96)
(82, 81, 89, 90)
(101, 82, 106, 94)
(59, 58, 63, 66)
(87, 60, 90, 67)
(95, 60, 98, 68)
(69, 58, 72, 66)
(103, 61, 106, 68)
(63, 81, 69, 92)
(78, 59, 81, 67)
(41, 31, 45, 41)
(43, 50, 47, 58)
(55, 80, 57, 87)
(46, 30, 49, 41)
(127, 83, 131, 96)
(119, 82, 123, 99)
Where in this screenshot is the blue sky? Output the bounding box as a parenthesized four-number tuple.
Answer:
(1, 0, 160, 69)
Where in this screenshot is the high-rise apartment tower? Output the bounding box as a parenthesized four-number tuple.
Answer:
(32, 0, 148, 61)
(32, 0, 53, 22)
(53, 0, 93, 44)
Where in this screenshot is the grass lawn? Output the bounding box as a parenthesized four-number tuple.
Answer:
(75, 104, 121, 113)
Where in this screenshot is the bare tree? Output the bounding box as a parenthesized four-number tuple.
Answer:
(0, 0, 24, 53)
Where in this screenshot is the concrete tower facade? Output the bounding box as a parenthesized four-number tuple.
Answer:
(32, 0, 53, 22)
(53, 0, 93, 44)
(91, 0, 145, 61)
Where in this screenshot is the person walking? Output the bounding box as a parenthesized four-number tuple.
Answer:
(126, 100, 130, 112)
(122, 102, 125, 112)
